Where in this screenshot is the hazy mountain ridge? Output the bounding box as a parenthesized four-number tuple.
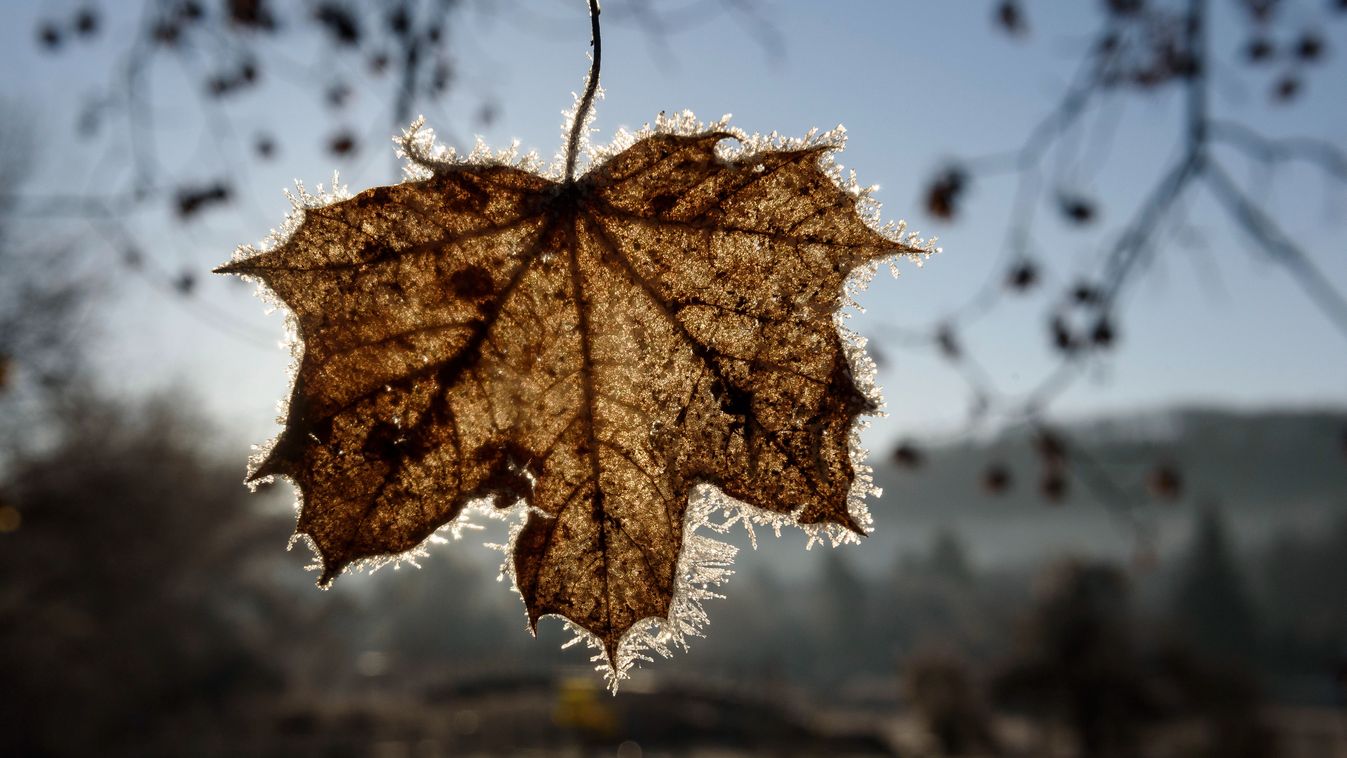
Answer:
(880, 405, 1347, 513)
(850, 405, 1347, 572)
(327, 405, 1347, 578)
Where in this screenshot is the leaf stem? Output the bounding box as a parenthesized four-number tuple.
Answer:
(565, 0, 602, 183)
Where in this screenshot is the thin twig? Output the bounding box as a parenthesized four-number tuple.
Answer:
(565, 0, 603, 184)
(1209, 120, 1347, 182)
(1203, 160, 1347, 338)
(1097, 151, 1202, 308)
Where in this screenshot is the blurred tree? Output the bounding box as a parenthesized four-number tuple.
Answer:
(811, 549, 873, 681)
(0, 390, 313, 756)
(1258, 513, 1347, 700)
(362, 548, 525, 678)
(994, 560, 1159, 758)
(902, 648, 1001, 756)
(1155, 636, 1276, 758)
(818, 549, 868, 647)
(927, 528, 974, 586)
(1170, 505, 1261, 663)
(0, 105, 93, 440)
(1, 142, 328, 749)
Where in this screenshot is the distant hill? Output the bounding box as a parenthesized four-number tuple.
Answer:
(850, 406, 1347, 573)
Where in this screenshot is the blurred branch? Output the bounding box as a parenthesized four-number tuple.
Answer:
(1203, 160, 1347, 336)
(14, 0, 775, 355)
(1209, 120, 1347, 182)
(873, 0, 1347, 538)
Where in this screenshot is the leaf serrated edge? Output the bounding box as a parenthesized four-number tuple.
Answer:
(225, 112, 937, 688)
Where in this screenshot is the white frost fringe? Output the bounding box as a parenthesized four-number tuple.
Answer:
(230, 96, 938, 691)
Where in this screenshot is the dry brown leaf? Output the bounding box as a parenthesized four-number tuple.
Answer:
(219, 113, 932, 681)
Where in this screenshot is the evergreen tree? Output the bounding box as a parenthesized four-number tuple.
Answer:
(994, 560, 1156, 758)
(1170, 506, 1260, 663)
(817, 550, 869, 673)
(927, 527, 974, 585)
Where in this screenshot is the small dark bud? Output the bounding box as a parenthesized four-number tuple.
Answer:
(175, 182, 232, 219)
(925, 167, 967, 221)
(1295, 33, 1324, 62)
(1059, 195, 1097, 225)
(206, 75, 231, 97)
(1007, 261, 1039, 292)
(1273, 75, 1300, 102)
(1040, 469, 1069, 503)
(179, 1, 205, 22)
(995, 1, 1028, 36)
(982, 464, 1013, 495)
(893, 442, 924, 469)
(152, 20, 181, 46)
(1090, 317, 1116, 348)
(1244, 0, 1278, 23)
(329, 130, 358, 157)
(1035, 430, 1067, 465)
(254, 134, 276, 159)
(926, 187, 953, 220)
(1171, 54, 1200, 79)
(935, 324, 962, 362)
(478, 102, 499, 128)
(228, 0, 277, 31)
(1072, 283, 1103, 306)
(430, 61, 454, 94)
(37, 21, 63, 50)
(387, 7, 411, 35)
(1105, 0, 1145, 16)
(1050, 316, 1077, 354)
(74, 7, 99, 37)
(314, 3, 361, 46)
(1246, 37, 1275, 63)
(1147, 464, 1183, 500)
(326, 82, 352, 108)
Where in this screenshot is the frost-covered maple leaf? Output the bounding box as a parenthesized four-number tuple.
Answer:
(218, 24, 933, 688)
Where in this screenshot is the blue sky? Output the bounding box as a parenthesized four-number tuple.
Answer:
(4, 0, 1345, 455)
